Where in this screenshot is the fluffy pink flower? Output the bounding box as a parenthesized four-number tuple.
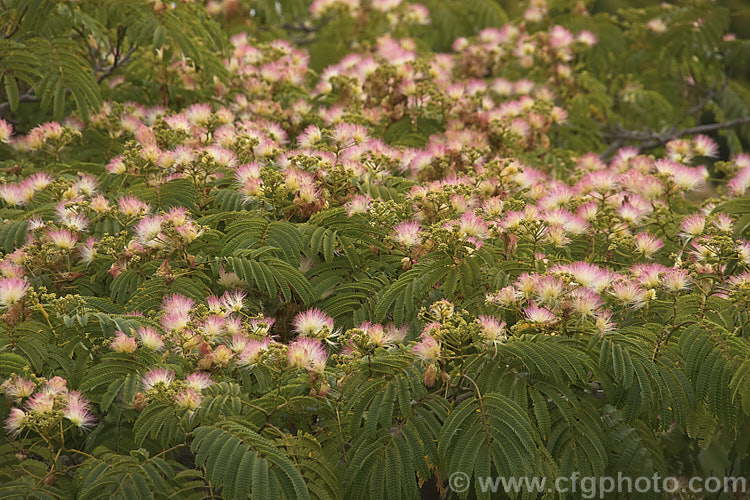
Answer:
(161, 294, 195, 316)
(611, 281, 647, 309)
(141, 368, 175, 391)
(551, 262, 611, 292)
(458, 212, 489, 239)
(524, 304, 556, 323)
(0, 119, 12, 143)
(393, 221, 421, 248)
(345, 195, 371, 216)
(567, 288, 603, 318)
(64, 392, 96, 430)
(110, 331, 137, 353)
(293, 308, 334, 337)
(692, 134, 718, 158)
(118, 195, 150, 216)
(477, 316, 506, 343)
(137, 327, 165, 351)
(186, 372, 213, 391)
(221, 290, 246, 312)
(106, 155, 126, 174)
(0, 277, 29, 306)
(634, 232, 664, 258)
(0, 184, 27, 206)
(43, 376, 68, 396)
(287, 337, 327, 373)
(680, 214, 705, 238)
(134, 216, 163, 245)
(412, 335, 441, 361)
(174, 388, 202, 410)
(238, 338, 271, 366)
(26, 392, 55, 413)
(661, 269, 691, 292)
(5, 408, 26, 436)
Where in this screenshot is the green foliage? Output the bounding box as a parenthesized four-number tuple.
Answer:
(0, 0, 228, 125)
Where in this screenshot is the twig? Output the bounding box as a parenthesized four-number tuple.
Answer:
(600, 115, 750, 159)
(0, 91, 38, 114)
(1, 5, 28, 39)
(97, 45, 137, 83)
(598, 138, 624, 161)
(640, 116, 750, 149)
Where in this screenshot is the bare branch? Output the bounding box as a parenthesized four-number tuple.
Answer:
(0, 92, 38, 114)
(600, 116, 750, 160)
(97, 45, 137, 83)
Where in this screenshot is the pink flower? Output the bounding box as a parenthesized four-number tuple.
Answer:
(297, 125, 323, 148)
(293, 308, 334, 337)
(26, 393, 55, 413)
(249, 316, 275, 335)
(137, 327, 165, 351)
(118, 195, 150, 216)
(385, 324, 407, 343)
(26, 172, 53, 190)
(134, 216, 163, 244)
(576, 30, 597, 47)
(1, 376, 36, 400)
(0, 184, 27, 206)
(655, 160, 705, 191)
(393, 221, 421, 248)
(524, 304, 556, 323)
(661, 269, 691, 292)
(567, 288, 603, 318)
(200, 315, 225, 338)
(5, 408, 26, 436)
(238, 338, 271, 366)
(611, 281, 647, 309)
(712, 214, 733, 233)
(287, 337, 327, 373)
(0, 277, 29, 306)
(458, 212, 489, 239)
(46, 228, 78, 249)
(549, 25, 574, 49)
(630, 263, 667, 288)
(412, 335, 441, 361)
(164, 114, 192, 133)
(161, 294, 195, 316)
(345, 195, 371, 216)
(228, 334, 249, 353)
(110, 331, 137, 353)
(680, 214, 705, 238)
(141, 368, 175, 391)
(175, 388, 202, 410)
(186, 373, 213, 391)
(73, 174, 98, 195)
(221, 290, 246, 312)
(551, 262, 612, 292)
(43, 376, 68, 396)
(0, 119, 13, 143)
(106, 155, 126, 174)
(477, 316, 506, 343)
(184, 103, 212, 126)
(64, 392, 96, 430)
(634, 233, 664, 258)
(692, 135, 718, 158)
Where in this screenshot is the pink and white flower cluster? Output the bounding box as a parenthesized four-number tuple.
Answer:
(1, 376, 96, 436)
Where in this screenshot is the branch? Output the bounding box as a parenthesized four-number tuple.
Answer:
(1, 5, 28, 39)
(600, 116, 750, 160)
(97, 45, 137, 83)
(0, 91, 38, 114)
